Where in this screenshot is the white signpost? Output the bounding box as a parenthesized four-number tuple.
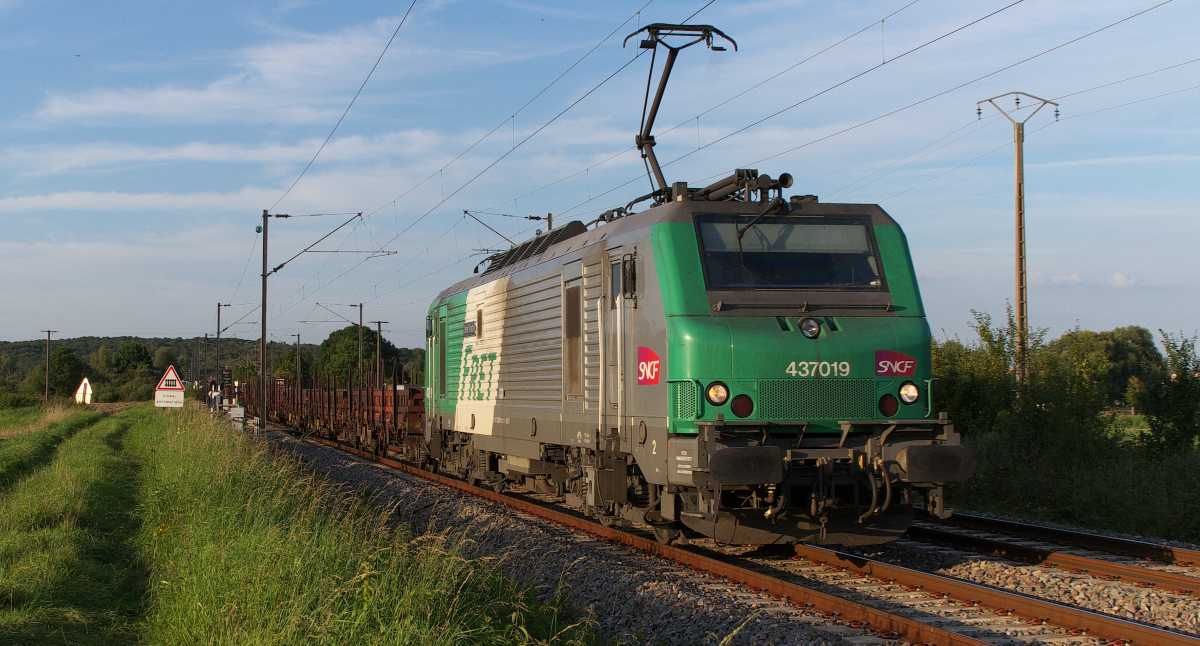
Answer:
(154, 365, 185, 408)
(75, 377, 92, 404)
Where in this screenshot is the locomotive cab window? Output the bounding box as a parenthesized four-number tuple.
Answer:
(695, 214, 884, 291)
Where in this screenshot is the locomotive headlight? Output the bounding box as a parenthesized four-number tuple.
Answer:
(800, 318, 821, 339)
(899, 382, 920, 404)
(705, 382, 729, 406)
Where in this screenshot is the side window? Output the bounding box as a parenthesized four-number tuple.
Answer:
(476, 307, 484, 340)
(438, 319, 447, 396)
(563, 284, 583, 396)
(610, 261, 622, 309)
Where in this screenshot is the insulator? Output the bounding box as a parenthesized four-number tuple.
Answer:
(1015, 96, 1020, 108)
(976, 106, 982, 120)
(1054, 107, 1060, 121)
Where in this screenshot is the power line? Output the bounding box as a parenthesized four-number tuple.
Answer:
(878, 82, 1200, 203)
(556, 0, 1179, 220)
(266, 1, 704, 326)
(361, 0, 660, 222)
(472, 0, 924, 220)
(827, 56, 1200, 202)
(271, 0, 419, 211)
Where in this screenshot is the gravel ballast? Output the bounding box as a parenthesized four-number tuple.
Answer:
(266, 431, 864, 646)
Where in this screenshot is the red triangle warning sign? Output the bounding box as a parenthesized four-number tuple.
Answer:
(156, 366, 185, 391)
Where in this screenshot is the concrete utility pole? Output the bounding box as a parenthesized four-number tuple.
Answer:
(977, 92, 1058, 383)
(260, 209, 269, 427)
(40, 329, 57, 401)
(216, 303, 230, 386)
(369, 321, 388, 387)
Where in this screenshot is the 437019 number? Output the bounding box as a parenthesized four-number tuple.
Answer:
(786, 361, 850, 377)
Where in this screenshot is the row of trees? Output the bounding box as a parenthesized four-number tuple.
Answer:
(935, 311, 1199, 541)
(0, 327, 426, 407)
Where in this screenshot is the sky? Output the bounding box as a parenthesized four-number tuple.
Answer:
(1, 0, 1197, 349)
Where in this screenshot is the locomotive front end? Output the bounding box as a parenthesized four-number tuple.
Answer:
(652, 198, 974, 545)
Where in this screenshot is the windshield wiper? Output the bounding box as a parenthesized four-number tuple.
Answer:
(735, 196, 785, 268)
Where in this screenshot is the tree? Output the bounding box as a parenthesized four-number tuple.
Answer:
(20, 347, 89, 398)
(274, 346, 314, 383)
(90, 346, 113, 376)
(316, 326, 424, 386)
(1128, 332, 1200, 450)
(115, 343, 153, 373)
(153, 346, 178, 370)
(1097, 326, 1163, 405)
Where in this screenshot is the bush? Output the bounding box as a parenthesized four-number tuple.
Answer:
(0, 393, 39, 409)
(1129, 332, 1200, 451)
(936, 310, 1200, 542)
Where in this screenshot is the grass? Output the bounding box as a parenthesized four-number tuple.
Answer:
(0, 413, 144, 644)
(0, 407, 57, 439)
(0, 406, 103, 492)
(1, 404, 600, 645)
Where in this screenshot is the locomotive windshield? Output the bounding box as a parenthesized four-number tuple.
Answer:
(695, 214, 884, 290)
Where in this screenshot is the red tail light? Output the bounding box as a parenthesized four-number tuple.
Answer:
(731, 394, 754, 418)
(879, 394, 899, 417)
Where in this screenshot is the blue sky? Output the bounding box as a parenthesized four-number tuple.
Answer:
(1, 0, 1196, 349)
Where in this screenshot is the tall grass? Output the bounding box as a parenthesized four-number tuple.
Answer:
(0, 414, 144, 644)
(0, 407, 103, 491)
(126, 406, 597, 645)
(0, 407, 51, 439)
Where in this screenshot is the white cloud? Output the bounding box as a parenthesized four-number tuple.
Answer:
(1051, 273, 1081, 285)
(1108, 272, 1164, 288)
(0, 130, 445, 175)
(0, 186, 277, 212)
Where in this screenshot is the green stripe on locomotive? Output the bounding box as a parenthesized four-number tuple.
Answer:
(652, 218, 934, 435)
(426, 291, 470, 416)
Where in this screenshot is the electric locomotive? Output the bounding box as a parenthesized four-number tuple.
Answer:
(420, 24, 974, 546)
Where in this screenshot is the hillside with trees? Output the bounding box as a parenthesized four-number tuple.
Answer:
(0, 327, 424, 407)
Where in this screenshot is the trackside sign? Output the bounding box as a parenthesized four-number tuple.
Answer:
(155, 365, 185, 408)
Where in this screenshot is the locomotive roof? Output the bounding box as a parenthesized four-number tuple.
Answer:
(433, 198, 899, 301)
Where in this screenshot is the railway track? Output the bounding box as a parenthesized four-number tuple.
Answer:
(906, 522, 1200, 596)
(292, 431, 1200, 646)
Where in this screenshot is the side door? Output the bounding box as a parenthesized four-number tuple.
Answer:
(604, 250, 625, 443)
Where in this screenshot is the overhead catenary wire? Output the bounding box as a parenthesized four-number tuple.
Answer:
(878, 82, 1200, 203)
(471, 0, 924, 219)
(827, 55, 1200, 202)
(271, 0, 419, 211)
(552, 0, 1179, 221)
(269, 0, 716, 326)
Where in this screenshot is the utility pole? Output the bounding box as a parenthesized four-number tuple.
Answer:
(260, 209, 269, 428)
(291, 334, 301, 386)
(369, 321, 388, 387)
(977, 92, 1058, 383)
(40, 329, 57, 401)
(216, 303, 231, 387)
(354, 304, 364, 391)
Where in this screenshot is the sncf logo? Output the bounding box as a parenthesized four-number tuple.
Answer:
(876, 350, 916, 377)
(637, 347, 661, 385)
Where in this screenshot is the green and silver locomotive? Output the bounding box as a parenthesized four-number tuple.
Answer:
(423, 24, 973, 546)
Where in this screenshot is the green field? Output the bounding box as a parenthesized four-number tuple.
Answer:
(0, 405, 597, 645)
